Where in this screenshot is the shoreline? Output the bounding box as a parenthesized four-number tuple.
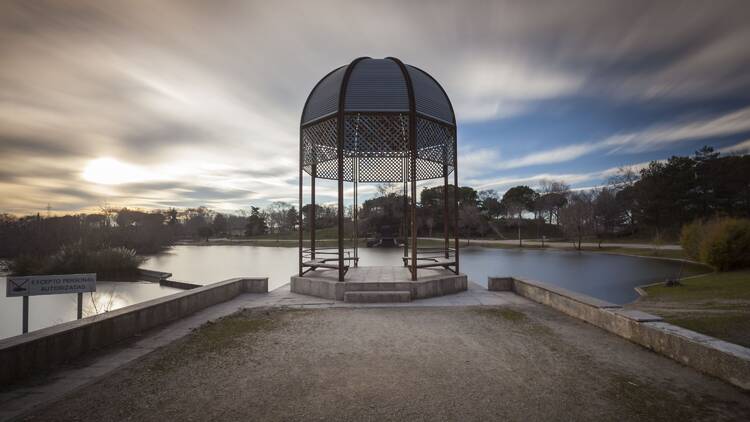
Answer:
(173, 237, 699, 266)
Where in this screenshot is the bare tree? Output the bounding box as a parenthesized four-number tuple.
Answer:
(592, 187, 622, 247)
(458, 205, 481, 244)
(607, 166, 639, 191)
(537, 179, 570, 224)
(266, 201, 292, 236)
(559, 191, 594, 250)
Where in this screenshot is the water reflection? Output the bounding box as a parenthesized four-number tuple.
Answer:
(0, 278, 180, 340)
(1, 245, 708, 340)
(144, 245, 708, 304)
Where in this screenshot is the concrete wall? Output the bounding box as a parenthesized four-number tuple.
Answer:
(159, 279, 201, 290)
(138, 268, 172, 282)
(291, 273, 467, 301)
(488, 276, 750, 391)
(0, 277, 268, 386)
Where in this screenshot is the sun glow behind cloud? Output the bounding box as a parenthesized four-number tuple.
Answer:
(1, 0, 749, 214)
(82, 158, 156, 185)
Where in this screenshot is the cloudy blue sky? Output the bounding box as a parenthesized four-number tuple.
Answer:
(1, 0, 749, 214)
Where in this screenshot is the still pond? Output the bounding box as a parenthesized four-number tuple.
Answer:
(0, 245, 707, 339)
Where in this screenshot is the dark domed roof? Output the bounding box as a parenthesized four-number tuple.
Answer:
(301, 57, 455, 126)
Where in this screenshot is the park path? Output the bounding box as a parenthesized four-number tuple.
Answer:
(4, 283, 749, 421)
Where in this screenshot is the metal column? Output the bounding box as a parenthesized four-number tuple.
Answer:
(353, 156, 358, 266)
(403, 156, 408, 262)
(453, 127, 460, 274)
(298, 129, 303, 276)
(310, 164, 316, 261)
(335, 57, 365, 281)
(443, 150, 449, 259)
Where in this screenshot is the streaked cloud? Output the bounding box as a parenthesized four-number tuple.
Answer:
(0, 0, 748, 214)
(471, 161, 653, 194)
(720, 139, 750, 155)
(496, 106, 750, 170)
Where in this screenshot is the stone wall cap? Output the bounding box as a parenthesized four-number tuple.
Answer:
(611, 309, 663, 322)
(511, 277, 621, 309)
(0, 276, 267, 350)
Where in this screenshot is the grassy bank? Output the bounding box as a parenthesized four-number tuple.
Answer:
(582, 246, 686, 260)
(180, 236, 687, 261)
(632, 270, 750, 348)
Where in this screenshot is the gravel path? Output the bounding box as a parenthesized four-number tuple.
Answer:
(25, 305, 750, 421)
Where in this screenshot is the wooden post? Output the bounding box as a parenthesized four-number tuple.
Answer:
(77, 292, 83, 319)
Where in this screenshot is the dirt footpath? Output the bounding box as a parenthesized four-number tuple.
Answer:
(25, 306, 750, 421)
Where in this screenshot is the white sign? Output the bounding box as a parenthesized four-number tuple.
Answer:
(6, 273, 96, 297)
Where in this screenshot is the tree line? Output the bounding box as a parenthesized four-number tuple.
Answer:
(1, 146, 748, 264)
(306, 146, 750, 248)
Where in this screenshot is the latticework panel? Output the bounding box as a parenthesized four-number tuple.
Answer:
(415, 117, 455, 180)
(302, 117, 337, 177)
(344, 113, 409, 158)
(358, 156, 407, 182)
(301, 113, 455, 182)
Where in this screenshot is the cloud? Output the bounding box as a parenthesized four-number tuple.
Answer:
(497, 144, 595, 170)
(602, 106, 750, 153)
(451, 57, 583, 121)
(496, 106, 750, 170)
(1, 1, 749, 214)
(471, 160, 653, 192)
(719, 139, 750, 155)
(458, 146, 502, 178)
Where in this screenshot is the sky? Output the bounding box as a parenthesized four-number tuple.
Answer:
(1, 0, 749, 215)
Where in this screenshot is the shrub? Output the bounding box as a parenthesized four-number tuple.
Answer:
(682, 218, 750, 271)
(90, 247, 143, 277)
(680, 221, 705, 260)
(700, 218, 750, 271)
(9, 254, 46, 276)
(12, 242, 144, 279)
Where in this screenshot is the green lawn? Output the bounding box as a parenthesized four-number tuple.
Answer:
(637, 270, 750, 348)
(581, 246, 687, 260)
(644, 270, 750, 301)
(199, 233, 688, 260)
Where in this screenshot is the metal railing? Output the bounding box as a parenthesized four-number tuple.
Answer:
(302, 247, 354, 263)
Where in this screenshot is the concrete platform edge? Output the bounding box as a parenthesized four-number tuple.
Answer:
(0, 277, 269, 386)
(488, 276, 750, 391)
(291, 273, 468, 301)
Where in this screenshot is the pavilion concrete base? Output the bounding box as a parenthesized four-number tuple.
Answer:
(290, 266, 467, 302)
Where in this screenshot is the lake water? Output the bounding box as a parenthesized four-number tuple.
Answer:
(0, 278, 180, 340)
(144, 245, 706, 303)
(0, 245, 707, 340)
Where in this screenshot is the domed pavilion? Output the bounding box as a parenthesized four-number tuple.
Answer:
(293, 57, 466, 301)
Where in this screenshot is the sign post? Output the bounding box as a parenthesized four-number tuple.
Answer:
(6, 273, 96, 334)
(22, 296, 28, 334)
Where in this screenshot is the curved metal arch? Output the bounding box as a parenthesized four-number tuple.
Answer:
(299, 65, 346, 127)
(408, 64, 457, 127)
(335, 57, 369, 281)
(387, 57, 419, 280)
(298, 57, 459, 281)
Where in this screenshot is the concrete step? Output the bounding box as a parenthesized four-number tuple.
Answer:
(343, 290, 411, 303)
